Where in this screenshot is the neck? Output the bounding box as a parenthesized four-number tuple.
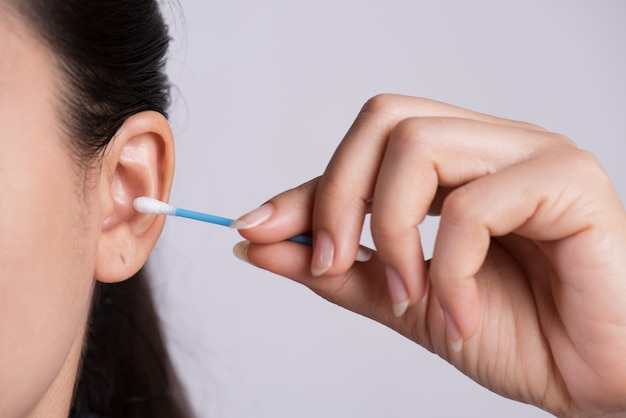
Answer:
(26, 319, 87, 418)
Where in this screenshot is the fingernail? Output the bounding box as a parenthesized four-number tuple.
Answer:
(233, 241, 251, 264)
(355, 246, 373, 262)
(385, 267, 409, 317)
(230, 203, 274, 229)
(311, 230, 334, 277)
(443, 310, 463, 353)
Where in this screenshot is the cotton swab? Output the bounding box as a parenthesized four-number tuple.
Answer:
(133, 196, 313, 245)
(133, 197, 373, 261)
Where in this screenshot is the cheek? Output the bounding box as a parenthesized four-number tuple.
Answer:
(0, 19, 106, 415)
(0, 137, 101, 413)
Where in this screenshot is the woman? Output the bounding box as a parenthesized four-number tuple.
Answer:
(4, 1, 625, 417)
(233, 94, 626, 417)
(0, 0, 190, 416)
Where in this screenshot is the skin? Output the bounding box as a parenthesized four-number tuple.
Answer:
(0, 13, 174, 417)
(233, 95, 626, 417)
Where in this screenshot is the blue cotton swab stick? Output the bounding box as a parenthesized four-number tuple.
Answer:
(133, 196, 313, 245)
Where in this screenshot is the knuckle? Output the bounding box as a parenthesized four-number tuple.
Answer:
(369, 213, 402, 246)
(369, 212, 420, 256)
(546, 131, 578, 148)
(360, 94, 431, 117)
(559, 134, 579, 149)
(293, 176, 320, 197)
(315, 174, 344, 203)
(388, 117, 438, 151)
(360, 94, 400, 115)
(545, 145, 605, 179)
(566, 149, 609, 182)
(274, 177, 319, 204)
(440, 186, 481, 226)
(515, 119, 549, 132)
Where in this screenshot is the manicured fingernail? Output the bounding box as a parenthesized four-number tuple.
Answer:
(230, 203, 274, 229)
(385, 267, 409, 317)
(443, 310, 463, 353)
(355, 246, 373, 262)
(311, 230, 334, 277)
(233, 241, 251, 264)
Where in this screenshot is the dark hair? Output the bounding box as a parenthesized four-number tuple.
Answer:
(11, 1, 192, 417)
(15, 0, 172, 164)
(72, 271, 191, 417)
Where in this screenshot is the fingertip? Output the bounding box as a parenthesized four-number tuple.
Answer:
(385, 266, 410, 317)
(310, 235, 375, 277)
(234, 239, 315, 283)
(230, 203, 274, 230)
(233, 240, 251, 264)
(311, 230, 334, 277)
(443, 310, 464, 353)
(393, 300, 410, 318)
(429, 237, 482, 344)
(431, 272, 481, 348)
(356, 246, 373, 262)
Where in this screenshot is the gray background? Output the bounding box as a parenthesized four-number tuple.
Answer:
(155, 1, 626, 417)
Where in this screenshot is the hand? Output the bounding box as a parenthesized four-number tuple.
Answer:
(232, 95, 626, 417)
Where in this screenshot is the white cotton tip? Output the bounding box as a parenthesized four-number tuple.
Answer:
(133, 196, 176, 216)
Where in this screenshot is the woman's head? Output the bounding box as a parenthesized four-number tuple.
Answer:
(0, 1, 176, 416)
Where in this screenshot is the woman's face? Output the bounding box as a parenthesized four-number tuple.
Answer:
(0, 13, 102, 417)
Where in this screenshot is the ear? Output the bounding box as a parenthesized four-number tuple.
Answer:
(94, 111, 175, 283)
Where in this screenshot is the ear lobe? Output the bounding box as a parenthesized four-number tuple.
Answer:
(94, 111, 175, 283)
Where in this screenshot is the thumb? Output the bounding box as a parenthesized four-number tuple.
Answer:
(233, 240, 397, 324)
